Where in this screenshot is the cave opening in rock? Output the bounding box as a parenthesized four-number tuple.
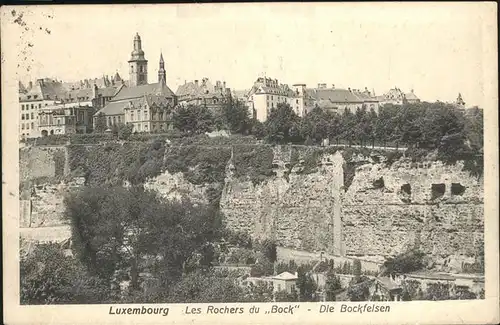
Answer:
(451, 183, 466, 195)
(431, 183, 446, 200)
(372, 177, 385, 189)
(401, 183, 411, 195)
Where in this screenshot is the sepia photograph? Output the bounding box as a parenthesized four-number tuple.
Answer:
(2, 2, 498, 325)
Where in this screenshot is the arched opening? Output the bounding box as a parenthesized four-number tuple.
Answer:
(50, 130, 54, 135)
(41, 130, 48, 137)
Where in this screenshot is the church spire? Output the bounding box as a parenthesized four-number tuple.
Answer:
(158, 51, 166, 84)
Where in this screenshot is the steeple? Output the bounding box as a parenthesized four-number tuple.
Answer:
(128, 32, 148, 86)
(158, 51, 166, 85)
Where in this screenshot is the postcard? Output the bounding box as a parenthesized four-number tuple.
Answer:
(2, 3, 499, 325)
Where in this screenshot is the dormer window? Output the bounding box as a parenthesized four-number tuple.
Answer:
(27, 96, 31, 99)
(34, 95, 38, 99)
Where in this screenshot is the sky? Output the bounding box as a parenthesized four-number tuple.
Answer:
(3, 3, 497, 108)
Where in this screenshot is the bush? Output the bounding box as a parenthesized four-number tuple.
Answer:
(383, 249, 425, 275)
(21, 243, 111, 304)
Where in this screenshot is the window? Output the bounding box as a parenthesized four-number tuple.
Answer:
(31, 122, 34, 129)
(34, 95, 38, 99)
(137, 124, 141, 131)
(144, 110, 148, 120)
(31, 113, 34, 119)
(108, 117, 111, 126)
(137, 111, 141, 121)
(38, 104, 41, 108)
(113, 116, 116, 125)
(296, 99, 299, 104)
(130, 113, 134, 121)
(144, 124, 148, 130)
(21, 124, 25, 130)
(26, 123, 29, 129)
(21, 114, 25, 120)
(21, 104, 24, 110)
(31, 104, 34, 109)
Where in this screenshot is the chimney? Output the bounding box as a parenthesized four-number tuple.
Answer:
(93, 84, 98, 99)
(332, 84, 335, 89)
(223, 81, 226, 89)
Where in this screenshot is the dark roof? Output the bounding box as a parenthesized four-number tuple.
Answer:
(95, 101, 129, 116)
(98, 86, 120, 98)
(113, 82, 175, 101)
(311, 88, 363, 103)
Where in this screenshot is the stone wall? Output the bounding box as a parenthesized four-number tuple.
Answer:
(20, 146, 68, 183)
(343, 159, 484, 265)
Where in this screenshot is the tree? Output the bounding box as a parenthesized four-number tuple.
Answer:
(166, 270, 247, 303)
(324, 269, 342, 301)
(256, 238, 277, 263)
(296, 267, 317, 302)
(264, 103, 302, 144)
(222, 99, 252, 134)
(346, 276, 370, 301)
(383, 249, 424, 275)
(275, 290, 298, 302)
(117, 123, 133, 140)
(300, 106, 338, 145)
(94, 112, 107, 133)
(352, 259, 362, 281)
(20, 243, 110, 304)
(250, 119, 266, 139)
(172, 105, 214, 134)
(64, 186, 221, 291)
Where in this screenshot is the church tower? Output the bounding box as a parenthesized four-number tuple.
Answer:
(158, 52, 166, 84)
(128, 33, 148, 87)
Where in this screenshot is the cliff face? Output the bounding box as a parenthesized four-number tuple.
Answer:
(220, 151, 344, 255)
(19, 145, 484, 269)
(343, 159, 483, 266)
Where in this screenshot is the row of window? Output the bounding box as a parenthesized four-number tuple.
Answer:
(107, 115, 123, 126)
(20, 122, 34, 130)
(21, 113, 35, 120)
(128, 112, 169, 122)
(21, 103, 44, 110)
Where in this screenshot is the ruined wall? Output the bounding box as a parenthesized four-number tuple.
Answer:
(20, 146, 67, 183)
(343, 159, 483, 264)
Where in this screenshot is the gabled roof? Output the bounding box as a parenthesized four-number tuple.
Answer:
(376, 277, 402, 291)
(405, 91, 419, 101)
(113, 82, 175, 101)
(95, 101, 128, 116)
(98, 86, 121, 98)
(272, 271, 298, 281)
(96, 93, 175, 116)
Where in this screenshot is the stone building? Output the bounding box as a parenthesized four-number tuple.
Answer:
(247, 77, 309, 122)
(175, 78, 232, 112)
(19, 78, 65, 139)
(377, 87, 420, 106)
(94, 33, 177, 133)
(307, 84, 366, 115)
(19, 74, 122, 139)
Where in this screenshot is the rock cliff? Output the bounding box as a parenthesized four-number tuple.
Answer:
(19, 144, 484, 270)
